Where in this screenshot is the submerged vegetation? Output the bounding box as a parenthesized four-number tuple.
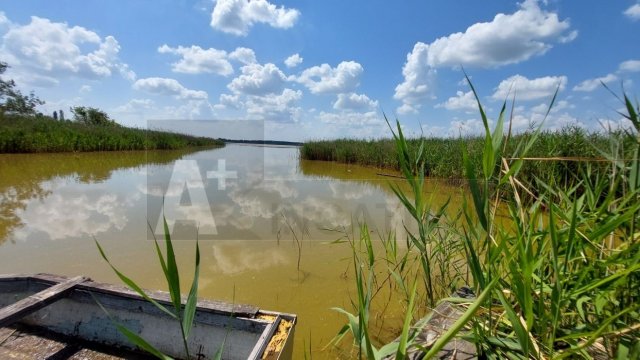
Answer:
(332, 82, 640, 359)
(0, 114, 223, 153)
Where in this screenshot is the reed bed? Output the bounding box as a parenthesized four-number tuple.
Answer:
(301, 127, 626, 190)
(331, 83, 640, 359)
(0, 114, 223, 153)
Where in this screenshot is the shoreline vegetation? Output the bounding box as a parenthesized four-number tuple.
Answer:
(0, 114, 223, 153)
(330, 83, 640, 359)
(301, 127, 633, 192)
(0, 61, 222, 154)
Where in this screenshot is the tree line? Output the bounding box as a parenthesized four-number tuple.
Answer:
(1, 61, 117, 126)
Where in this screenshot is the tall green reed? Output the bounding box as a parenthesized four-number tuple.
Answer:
(94, 217, 208, 360)
(332, 78, 639, 359)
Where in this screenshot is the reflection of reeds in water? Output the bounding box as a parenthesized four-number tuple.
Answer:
(331, 82, 640, 359)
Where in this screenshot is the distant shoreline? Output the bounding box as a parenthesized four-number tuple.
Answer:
(220, 139, 303, 146)
(0, 114, 224, 153)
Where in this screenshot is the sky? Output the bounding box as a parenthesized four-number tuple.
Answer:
(0, 0, 639, 141)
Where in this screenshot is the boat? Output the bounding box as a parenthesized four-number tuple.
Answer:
(0, 273, 296, 360)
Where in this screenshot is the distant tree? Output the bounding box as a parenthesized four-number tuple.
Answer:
(0, 61, 44, 116)
(71, 106, 115, 126)
(53, 110, 58, 120)
(59, 109, 65, 121)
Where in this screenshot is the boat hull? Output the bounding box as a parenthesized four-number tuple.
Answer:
(0, 274, 296, 360)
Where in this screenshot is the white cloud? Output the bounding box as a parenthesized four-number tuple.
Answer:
(394, 1, 574, 114)
(245, 88, 302, 122)
(506, 101, 583, 132)
(296, 61, 363, 94)
(573, 73, 617, 92)
(619, 59, 640, 72)
(333, 92, 378, 111)
(437, 90, 477, 111)
(113, 98, 155, 113)
(492, 74, 567, 101)
(133, 77, 208, 100)
(210, 0, 300, 36)
(394, 42, 435, 114)
(158, 44, 233, 76)
(450, 118, 486, 135)
(597, 118, 634, 132)
(624, 4, 640, 20)
(0, 15, 135, 86)
(215, 93, 243, 110)
(317, 111, 381, 127)
(162, 99, 216, 120)
(228, 62, 287, 95)
(424, 0, 574, 68)
(228, 47, 257, 64)
(0, 12, 9, 28)
(79, 85, 92, 93)
(530, 99, 572, 114)
(284, 53, 303, 68)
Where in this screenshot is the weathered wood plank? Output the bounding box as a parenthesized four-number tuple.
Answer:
(20, 273, 259, 318)
(383, 287, 477, 360)
(0, 276, 87, 327)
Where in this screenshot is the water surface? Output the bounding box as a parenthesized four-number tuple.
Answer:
(0, 144, 462, 358)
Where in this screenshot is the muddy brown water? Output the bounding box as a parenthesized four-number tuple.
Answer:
(0, 144, 465, 359)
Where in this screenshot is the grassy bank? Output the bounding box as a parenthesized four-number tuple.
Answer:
(331, 87, 640, 358)
(301, 128, 626, 188)
(0, 114, 223, 153)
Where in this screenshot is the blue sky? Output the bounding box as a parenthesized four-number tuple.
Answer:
(1, 0, 639, 141)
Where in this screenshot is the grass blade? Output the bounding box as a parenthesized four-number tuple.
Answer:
(162, 216, 182, 313)
(182, 239, 200, 339)
(423, 277, 499, 359)
(92, 294, 173, 360)
(95, 239, 176, 319)
(395, 280, 418, 359)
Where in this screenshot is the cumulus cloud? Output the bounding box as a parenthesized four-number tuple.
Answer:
(573, 73, 617, 92)
(492, 74, 567, 100)
(211, 0, 300, 36)
(284, 53, 303, 68)
(450, 118, 487, 135)
(215, 93, 243, 110)
(624, 4, 640, 20)
(296, 61, 363, 94)
(227, 62, 287, 95)
(229, 47, 257, 64)
(437, 90, 477, 111)
(245, 88, 302, 122)
(394, 0, 574, 113)
(0, 12, 9, 27)
(394, 42, 434, 114)
(113, 98, 155, 113)
(333, 92, 378, 111)
(425, 0, 574, 68)
(318, 111, 381, 127)
(0, 15, 135, 86)
(133, 77, 208, 100)
(158, 44, 233, 75)
(619, 59, 640, 72)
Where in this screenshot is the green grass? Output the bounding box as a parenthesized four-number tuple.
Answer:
(301, 127, 629, 191)
(0, 114, 223, 153)
(331, 83, 640, 359)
